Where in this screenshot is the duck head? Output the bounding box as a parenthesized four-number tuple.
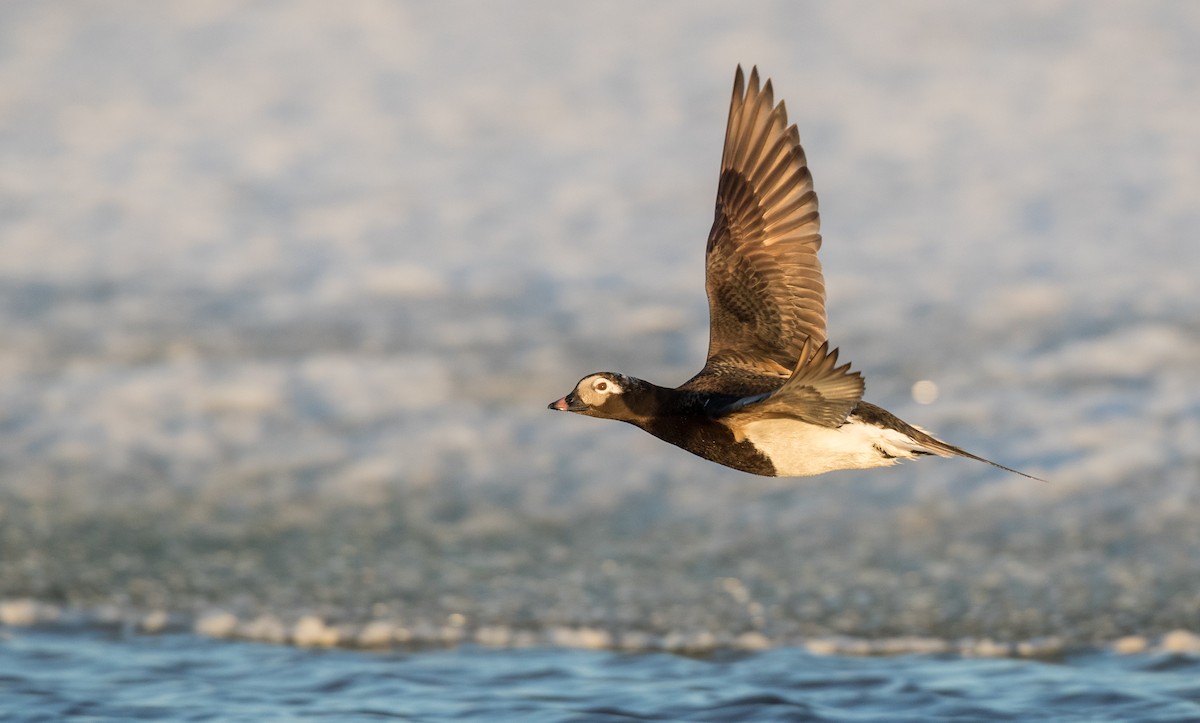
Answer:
(548, 372, 636, 420)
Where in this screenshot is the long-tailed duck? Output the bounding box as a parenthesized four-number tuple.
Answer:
(549, 66, 1042, 481)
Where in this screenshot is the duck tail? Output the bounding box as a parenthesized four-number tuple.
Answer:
(854, 401, 1047, 482)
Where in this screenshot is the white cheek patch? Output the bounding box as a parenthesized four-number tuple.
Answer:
(579, 376, 622, 405)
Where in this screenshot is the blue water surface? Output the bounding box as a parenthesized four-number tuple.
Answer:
(2, 627, 1199, 722)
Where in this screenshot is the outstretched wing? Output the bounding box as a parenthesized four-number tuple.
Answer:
(682, 66, 825, 396)
(712, 339, 863, 428)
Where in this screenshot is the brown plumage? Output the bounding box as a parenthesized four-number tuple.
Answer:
(687, 66, 827, 397)
(548, 67, 1044, 482)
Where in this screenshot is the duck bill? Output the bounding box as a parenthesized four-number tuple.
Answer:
(548, 392, 585, 412)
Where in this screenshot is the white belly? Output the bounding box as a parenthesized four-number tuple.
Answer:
(738, 417, 927, 477)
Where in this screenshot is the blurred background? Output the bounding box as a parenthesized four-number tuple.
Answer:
(1, 1, 1198, 651)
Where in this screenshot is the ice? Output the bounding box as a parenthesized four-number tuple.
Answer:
(0, 1, 1198, 652)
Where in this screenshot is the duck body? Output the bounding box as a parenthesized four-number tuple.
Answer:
(550, 372, 972, 478)
(548, 67, 1042, 482)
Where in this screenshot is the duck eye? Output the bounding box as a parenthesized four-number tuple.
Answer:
(594, 380, 608, 392)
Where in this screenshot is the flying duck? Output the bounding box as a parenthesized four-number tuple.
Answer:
(549, 66, 1042, 481)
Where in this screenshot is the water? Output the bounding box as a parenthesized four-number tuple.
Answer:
(3, 628, 1199, 722)
(2, 1, 1200, 720)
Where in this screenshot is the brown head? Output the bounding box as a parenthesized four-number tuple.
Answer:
(547, 372, 646, 422)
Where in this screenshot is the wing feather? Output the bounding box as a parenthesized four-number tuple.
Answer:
(713, 339, 864, 428)
(682, 66, 825, 394)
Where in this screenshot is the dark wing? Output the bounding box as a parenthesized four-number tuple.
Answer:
(713, 339, 863, 428)
(681, 66, 824, 396)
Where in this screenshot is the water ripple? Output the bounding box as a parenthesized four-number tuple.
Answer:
(3, 629, 1200, 722)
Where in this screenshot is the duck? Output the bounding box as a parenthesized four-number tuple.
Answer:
(548, 66, 1043, 481)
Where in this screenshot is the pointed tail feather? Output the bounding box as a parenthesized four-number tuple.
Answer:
(853, 401, 1047, 482)
(913, 435, 1048, 483)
